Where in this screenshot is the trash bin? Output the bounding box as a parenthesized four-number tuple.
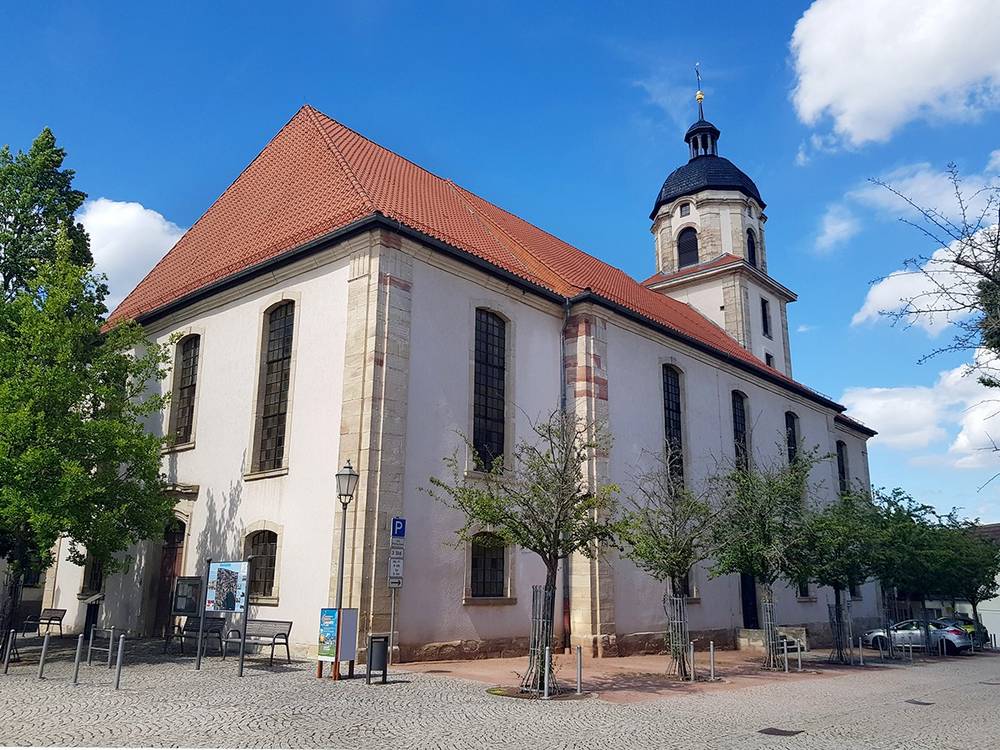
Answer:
(367, 634, 389, 684)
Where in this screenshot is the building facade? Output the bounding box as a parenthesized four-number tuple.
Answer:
(43, 100, 878, 658)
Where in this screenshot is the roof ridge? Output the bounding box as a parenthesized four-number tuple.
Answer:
(303, 105, 375, 214)
(444, 180, 575, 294)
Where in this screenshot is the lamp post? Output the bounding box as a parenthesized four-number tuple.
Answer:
(332, 459, 359, 680)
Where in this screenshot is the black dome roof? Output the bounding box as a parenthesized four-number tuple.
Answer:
(651, 155, 764, 219)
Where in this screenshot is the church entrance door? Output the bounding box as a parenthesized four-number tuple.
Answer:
(740, 573, 759, 630)
(153, 519, 186, 636)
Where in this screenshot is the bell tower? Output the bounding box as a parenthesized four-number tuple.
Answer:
(644, 76, 796, 376)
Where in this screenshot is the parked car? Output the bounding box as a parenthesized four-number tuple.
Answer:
(862, 620, 972, 654)
(934, 616, 989, 647)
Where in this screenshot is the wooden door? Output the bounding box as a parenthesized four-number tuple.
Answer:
(153, 520, 186, 635)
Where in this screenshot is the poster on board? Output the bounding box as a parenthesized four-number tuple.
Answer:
(205, 561, 249, 613)
(317, 608, 359, 662)
(172, 576, 203, 616)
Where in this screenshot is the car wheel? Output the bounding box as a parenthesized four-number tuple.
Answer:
(945, 640, 959, 655)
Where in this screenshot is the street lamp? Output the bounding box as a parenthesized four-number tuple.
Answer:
(332, 459, 359, 680)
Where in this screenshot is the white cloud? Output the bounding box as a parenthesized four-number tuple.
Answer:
(634, 74, 695, 134)
(79, 198, 184, 312)
(790, 0, 1000, 146)
(796, 324, 816, 333)
(841, 354, 1000, 468)
(814, 204, 860, 253)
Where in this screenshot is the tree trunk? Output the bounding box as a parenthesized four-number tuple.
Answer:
(761, 583, 779, 670)
(663, 578, 689, 679)
(0, 570, 23, 655)
(831, 587, 847, 664)
(971, 601, 982, 648)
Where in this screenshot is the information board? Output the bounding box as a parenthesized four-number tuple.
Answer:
(205, 561, 249, 613)
(317, 608, 359, 662)
(172, 576, 203, 616)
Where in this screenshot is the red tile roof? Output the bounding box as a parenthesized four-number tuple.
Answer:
(109, 105, 869, 425)
(642, 254, 744, 286)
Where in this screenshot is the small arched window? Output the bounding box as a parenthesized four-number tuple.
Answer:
(836, 440, 850, 493)
(246, 529, 278, 599)
(747, 230, 758, 267)
(470, 532, 505, 598)
(785, 412, 799, 464)
(731, 391, 749, 469)
(677, 228, 699, 268)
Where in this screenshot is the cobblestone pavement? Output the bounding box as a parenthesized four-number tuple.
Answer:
(2, 638, 999, 749)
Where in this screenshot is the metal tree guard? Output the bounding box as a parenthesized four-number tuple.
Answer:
(761, 599, 780, 670)
(522, 586, 557, 694)
(827, 598, 854, 664)
(663, 592, 690, 679)
(880, 585, 900, 659)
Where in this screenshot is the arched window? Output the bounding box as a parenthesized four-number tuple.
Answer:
(172, 334, 201, 444)
(785, 412, 799, 464)
(473, 309, 506, 470)
(731, 391, 749, 469)
(470, 532, 505, 598)
(254, 301, 295, 472)
(677, 228, 699, 268)
(836, 440, 850, 493)
(246, 530, 278, 599)
(747, 230, 758, 267)
(662, 365, 684, 479)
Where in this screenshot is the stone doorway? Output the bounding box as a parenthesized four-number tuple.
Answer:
(153, 518, 187, 636)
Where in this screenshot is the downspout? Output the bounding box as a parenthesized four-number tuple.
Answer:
(560, 297, 572, 651)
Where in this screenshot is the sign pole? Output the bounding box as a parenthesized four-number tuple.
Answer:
(389, 587, 395, 668)
(195, 557, 211, 671)
(238, 556, 256, 678)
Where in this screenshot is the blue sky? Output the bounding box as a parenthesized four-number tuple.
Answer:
(3, 1, 1000, 519)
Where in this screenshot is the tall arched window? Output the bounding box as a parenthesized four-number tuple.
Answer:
(677, 227, 699, 268)
(746, 230, 758, 267)
(254, 302, 295, 472)
(470, 532, 505, 598)
(836, 440, 850, 493)
(662, 365, 684, 479)
(731, 391, 749, 469)
(473, 309, 506, 470)
(785, 411, 799, 464)
(171, 334, 201, 444)
(246, 530, 278, 599)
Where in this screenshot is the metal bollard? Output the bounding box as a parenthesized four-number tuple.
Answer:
(908, 644, 914, 663)
(542, 646, 551, 699)
(783, 640, 789, 673)
(709, 641, 716, 681)
(858, 638, 864, 666)
(2, 630, 14, 674)
(87, 625, 94, 665)
(796, 639, 803, 672)
(107, 627, 115, 669)
(114, 635, 125, 690)
(72, 634, 84, 685)
(37, 632, 51, 679)
(575, 645, 582, 695)
(877, 639, 884, 662)
(689, 642, 695, 682)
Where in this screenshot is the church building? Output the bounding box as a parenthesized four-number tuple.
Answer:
(42, 95, 878, 658)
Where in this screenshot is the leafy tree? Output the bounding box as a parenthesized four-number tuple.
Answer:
(934, 526, 1000, 642)
(426, 409, 619, 690)
(710, 447, 821, 668)
(0, 229, 173, 635)
(617, 446, 715, 677)
(0, 128, 90, 298)
(791, 492, 880, 662)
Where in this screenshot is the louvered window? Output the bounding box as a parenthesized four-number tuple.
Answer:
(677, 228, 699, 268)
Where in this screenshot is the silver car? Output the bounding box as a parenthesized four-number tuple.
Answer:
(863, 619, 972, 654)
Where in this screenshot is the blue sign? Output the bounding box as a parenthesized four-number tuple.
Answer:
(391, 517, 406, 538)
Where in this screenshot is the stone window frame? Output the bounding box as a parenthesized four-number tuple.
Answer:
(731, 389, 751, 469)
(465, 301, 516, 477)
(796, 578, 816, 602)
(163, 325, 206, 454)
(78, 553, 105, 598)
(678, 201, 692, 218)
(245, 292, 302, 480)
(462, 529, 517, 606)
(760, 296, 773, 340)
(785, 410, 800, 464)
(836, 439, 850, 494)
(243, 520, 284, 606)
(659, 357, 690, 483)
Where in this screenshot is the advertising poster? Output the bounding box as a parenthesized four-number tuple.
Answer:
(205, 561, 249, 613)
(318, 608, 339, 659)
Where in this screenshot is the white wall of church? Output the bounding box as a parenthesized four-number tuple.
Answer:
(399, 257, 566, 650)
(47, 256, 352, 645)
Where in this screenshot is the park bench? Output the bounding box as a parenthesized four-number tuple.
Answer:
(222, 619, 292, 666)
(21, 608, 66, 638)
(164, 615, 226, 655)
